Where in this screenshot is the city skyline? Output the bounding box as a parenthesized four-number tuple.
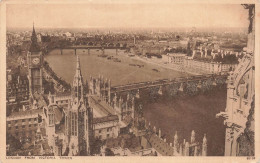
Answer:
(7, 3, 248, 29)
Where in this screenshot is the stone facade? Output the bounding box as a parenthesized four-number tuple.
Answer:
(183, 58, 237, 74)
(216, 4, 255, 156)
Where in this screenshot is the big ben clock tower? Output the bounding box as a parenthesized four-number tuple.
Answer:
(27, 24, 43, 95)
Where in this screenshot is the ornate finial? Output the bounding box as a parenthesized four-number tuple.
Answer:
(158, 128, 161, 138)
(191, 130, 196, 143)
(203, 134, 207, 144)
(153, 126, 156, 133)
(174, 131, 178, 140)
(191, 130, 195, 136)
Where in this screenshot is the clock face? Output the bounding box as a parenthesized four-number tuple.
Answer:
(32, 57, 40, 65)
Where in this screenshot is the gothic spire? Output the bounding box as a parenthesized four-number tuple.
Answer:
(75, 55, 82, 77)
(73, 55, 84, 101)
(29, 23, 40, 52)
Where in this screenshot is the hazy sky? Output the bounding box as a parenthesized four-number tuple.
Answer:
(7, 3, 249, 29)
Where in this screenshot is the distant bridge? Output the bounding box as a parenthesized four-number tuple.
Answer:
(90, 73, 228, 105)
(60, 46, 128, 55)
(94, 73, 228, 99)
(66, 46, 127, 50)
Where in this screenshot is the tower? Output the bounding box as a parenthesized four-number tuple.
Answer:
(65, 55, 91, 156)
(27, 24, 43, 95)
(202, 134, 207, 156)
(72, 55, 84, 102)
(173, 131, 178, 154)
(216, 4, 255, 156)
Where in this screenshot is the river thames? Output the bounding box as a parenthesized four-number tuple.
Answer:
(45, 48, 226, 156)
(45, 49, 190, 86)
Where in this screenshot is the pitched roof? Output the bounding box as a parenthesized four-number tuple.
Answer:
(148, 133, 174, 156)
(93, 115, 118, 124)
(7, 109, 43, 119)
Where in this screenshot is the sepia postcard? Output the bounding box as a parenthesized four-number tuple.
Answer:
(0, 0, 259, 162)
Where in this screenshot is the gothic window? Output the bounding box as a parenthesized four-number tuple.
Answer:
(74, 87, 77, 97)
(71, 113, 75, 136)
(71, 113, 77, 136)
(75, 114, 77, 136)
(78, 86, 81, 99)
(49, 114, 54, 125)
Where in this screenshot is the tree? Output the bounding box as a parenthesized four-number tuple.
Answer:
(6, 134, 22, 155)
(90, 138, 103, 155)
(105, 148, 115, 156)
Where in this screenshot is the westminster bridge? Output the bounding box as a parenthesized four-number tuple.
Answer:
(89, 73, 228, 104)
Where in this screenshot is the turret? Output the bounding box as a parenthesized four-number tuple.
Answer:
(192, 50, 196, 59)
(108, 79, 111, 103)
(202, 134, 207, 156)
(29, 23, 40, 52)
(131, 97, 135, 118)
(185, 142, 190, 156)
(191, 130, 196, 144)
(127, 92, 130, 101)
(174, 131, 178, 147)
(158, 86, 163, 95)
(178, 83, 184, 92)
(173, 131, 178, 154)
(153, 126, 156, 133)
(204, 48, 208, 57)
(194, 145, 198, 156)
(48, 91, 55, 105)
(158, 128, 161, 138)
(119, 96, 123, 109)
(136, 89, 140, 98)
(179, 144, 183, 156)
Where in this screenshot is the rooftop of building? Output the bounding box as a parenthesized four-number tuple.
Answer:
(48, 104, 64, 124)
(55, 91, 72, 97)
(89, 96, 117, 118)
(147, 133, 174, 156)
(106, 134, 144, 152)
(33, 94, 48, 108)
(7, 108, 43, 120)
(191, 51, 242, 64)
(93, 115, 118, 124)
